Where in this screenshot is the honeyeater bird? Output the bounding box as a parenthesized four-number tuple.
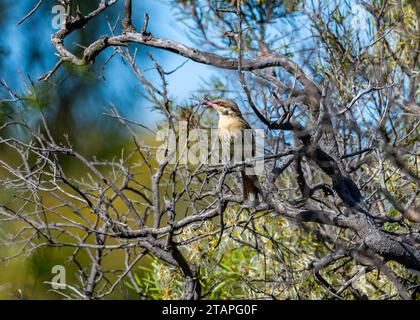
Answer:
(204, 98, 262, 204)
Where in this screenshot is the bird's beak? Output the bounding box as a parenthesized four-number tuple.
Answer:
(203, 101, 219, 109)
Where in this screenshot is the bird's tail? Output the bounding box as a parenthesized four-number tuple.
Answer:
(242, 171, 262, 205)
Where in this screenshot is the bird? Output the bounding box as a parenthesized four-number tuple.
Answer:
(203, 98, 262, 205)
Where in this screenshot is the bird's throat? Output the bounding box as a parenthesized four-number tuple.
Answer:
(218, 115, 247, 144)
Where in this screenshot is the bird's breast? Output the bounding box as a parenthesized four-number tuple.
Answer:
(218, 116, 245, 145)
(217, 115, 255, 161)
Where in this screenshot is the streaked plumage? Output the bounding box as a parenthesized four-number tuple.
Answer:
(204, 98, 262, 204)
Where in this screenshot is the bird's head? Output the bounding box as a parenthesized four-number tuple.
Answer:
(203, 98, 242, 117)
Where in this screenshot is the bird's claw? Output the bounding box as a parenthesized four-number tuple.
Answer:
(244, 158, 253, 167)
(222, 162, 231, 173)
(242, 198, 259, 209)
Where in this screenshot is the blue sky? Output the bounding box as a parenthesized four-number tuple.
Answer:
(1, 0, 374, 129)
(1, 0, 215, 126)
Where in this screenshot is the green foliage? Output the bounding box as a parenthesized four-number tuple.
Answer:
(128, 209, 392, 300)
(0, 102, 13, 122)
